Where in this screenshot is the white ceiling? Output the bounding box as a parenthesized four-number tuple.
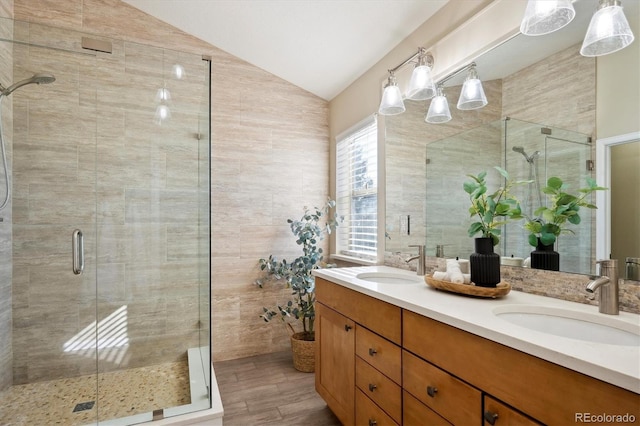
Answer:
(121, 0, 449, 101)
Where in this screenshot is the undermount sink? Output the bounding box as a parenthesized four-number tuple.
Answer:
(356, 271, 422, 285)
(493, 305, 640, 346)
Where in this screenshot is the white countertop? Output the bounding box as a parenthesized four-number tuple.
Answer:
(313, 265, 640, 394)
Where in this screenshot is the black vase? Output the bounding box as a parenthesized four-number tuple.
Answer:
(470, 237, 501, 287)
(530, 238, 560, 271)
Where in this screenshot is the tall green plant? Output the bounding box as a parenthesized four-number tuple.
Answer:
(525, 176, 606, 247)
(463, 166, 524, 246)
(256, 200, 341, 340)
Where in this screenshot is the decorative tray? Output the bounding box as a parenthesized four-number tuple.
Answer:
(424, 275, 511, 298)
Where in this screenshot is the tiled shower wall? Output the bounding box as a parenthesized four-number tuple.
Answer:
(8, 0, 330, 364)
(0, 0, 14, 393)
(7, 20, 208, 384)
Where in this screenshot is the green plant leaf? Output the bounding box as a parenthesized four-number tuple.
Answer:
(528, 233, 538, 247)
(547, 176, 563, 189)
(540, 232, 556, 246)
(568, 214, 581, 225)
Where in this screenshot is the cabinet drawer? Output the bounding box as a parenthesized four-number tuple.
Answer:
(403, 390, 452, 426)
(356, 325, 401, 384)
(403, 310, 639, 425)
(316, 278, 401, 344)
(483, 395, 542, 426)
(356, 356, 401, 423)
(355, 387, 399, 426)
(403, 350, 481, 425)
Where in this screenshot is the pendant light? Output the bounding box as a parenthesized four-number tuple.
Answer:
(378, 71, 405, 115)
(406, 49, 436, 101)
(457, 65, 488, 110)
(520, 0, 576, 36)
(580, 0, 635, 57)
(425, 86, 451, 124)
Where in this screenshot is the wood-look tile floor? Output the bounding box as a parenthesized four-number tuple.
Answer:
(215, 351, 342, 426)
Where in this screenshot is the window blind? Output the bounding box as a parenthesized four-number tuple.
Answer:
(336, 116, 378, 259)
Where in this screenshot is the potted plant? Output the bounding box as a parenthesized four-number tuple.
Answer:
(463, 166, 524, 287)
(255, 199, 341, 372)
(524, 176, 606, 271)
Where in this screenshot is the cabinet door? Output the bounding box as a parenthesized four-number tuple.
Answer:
(484, 395, 542, 426)
(315, 302, 356, 426)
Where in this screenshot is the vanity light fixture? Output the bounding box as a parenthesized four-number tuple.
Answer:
(406, 48, 436, 101)
(457, 65, 488, 110)
(580, 0, 635, 57)
(425, 85, 452, 124)
(378, 71, 405, 115)
(379, 49, 488, 122)
(378, 47, 434, 115)
(520, 0, 576, 36)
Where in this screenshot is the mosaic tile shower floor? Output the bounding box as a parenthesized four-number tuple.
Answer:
(0, 361, 190, 426)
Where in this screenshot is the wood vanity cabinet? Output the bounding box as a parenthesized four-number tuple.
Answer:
(315, 278, 402, 426)
(315, 278, 639, 426)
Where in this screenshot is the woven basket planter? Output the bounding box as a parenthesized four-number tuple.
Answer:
(290, 332, 315, 373)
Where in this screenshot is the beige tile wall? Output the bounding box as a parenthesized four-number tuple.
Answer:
(7, 20, 209, 384)
(8, 0, 330, 367)
(0, 1, 14, 393)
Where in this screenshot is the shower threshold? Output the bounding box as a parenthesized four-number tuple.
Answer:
(89, 347, 223, 426)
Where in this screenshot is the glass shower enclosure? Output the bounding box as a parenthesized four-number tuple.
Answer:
(0, 17, 211, 425)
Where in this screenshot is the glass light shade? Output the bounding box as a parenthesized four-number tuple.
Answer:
(154, 104, 171, 124)
(425, 88, 451, 124)
(155, 87, 171, 102)
(457, 70, 488, 110)
(378, 77, 405, 115)
(580, 3, 635, 57)
(520, 0, 575, 36)
(406, 65, 436, 101)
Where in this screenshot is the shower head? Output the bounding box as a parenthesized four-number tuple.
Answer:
(0, 73, 56, 97)
(512, 146, 540, 164)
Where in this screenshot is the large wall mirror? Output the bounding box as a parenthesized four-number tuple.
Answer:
(384, 0, 639, 280)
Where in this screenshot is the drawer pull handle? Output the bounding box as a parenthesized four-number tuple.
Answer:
(426, 386, 438, 397)
(344, 324, 352, 332)
(368, 420, 377, 426)
(368, 383, 377, 392)
(484, 411, 499, 425)
(368, 348, 377, 356)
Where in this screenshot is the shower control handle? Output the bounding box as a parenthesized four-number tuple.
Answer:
(72, 229, 84, 275)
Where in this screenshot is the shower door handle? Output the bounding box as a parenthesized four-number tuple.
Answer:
(72, 229, 84, 275)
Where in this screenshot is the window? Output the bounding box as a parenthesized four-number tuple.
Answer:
(336, 116, 378, 260)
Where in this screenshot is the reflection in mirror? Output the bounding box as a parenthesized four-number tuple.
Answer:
(385, 39, 597, 277)
(502, 118, 592, 274)
(612, 140, 640, 279)
(384, 0, 638, 280)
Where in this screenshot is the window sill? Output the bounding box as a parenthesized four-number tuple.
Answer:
(330, 253, 379, 266)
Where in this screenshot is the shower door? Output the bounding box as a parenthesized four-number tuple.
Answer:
(5, 18, 210, 425)
(7, 19, 102, 426)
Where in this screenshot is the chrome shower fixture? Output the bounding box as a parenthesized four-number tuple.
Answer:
(0, 72, 56, 212)
(0, 73, 56, 97)
(512, 146, 541, 164)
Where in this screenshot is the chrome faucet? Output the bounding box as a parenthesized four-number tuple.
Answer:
(406, 244, 425, 276)
(585, 259, 619, 315)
